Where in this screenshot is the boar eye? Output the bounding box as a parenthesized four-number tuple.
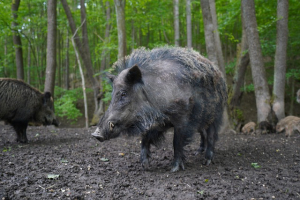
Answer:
(121, 91, 127, 97)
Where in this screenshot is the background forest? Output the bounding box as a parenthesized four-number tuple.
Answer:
(0, 0, 299, 129)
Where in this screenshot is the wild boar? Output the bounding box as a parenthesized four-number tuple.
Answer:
(0, 78, 58, 143)
(276, 116, 300, 137)
(241, 122, 256, 135)
(92, 47, 227, 172)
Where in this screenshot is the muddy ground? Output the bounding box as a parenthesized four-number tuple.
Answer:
(0, 124, 300, 200)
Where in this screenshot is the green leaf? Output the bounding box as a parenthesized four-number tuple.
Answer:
(47, 174, 60, 179)
(61, 159, 68, 163)
(100, 158, 109, 162)
(251, 163, 261, 169)
(204, 179, 209, 183)
(197, 190, 204, 195)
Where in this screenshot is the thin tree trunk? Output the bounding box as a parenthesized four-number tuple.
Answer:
(72, 26, 88, 129)
(209, 0, 225, 76)
(65, 29, 70, 90)
(242, 0, 271, 123)
(57, 29, 62, 88)
(200, 0, 218, 66)
(100, 1, 111, 72)
(273, 0, 289, 121)
(114, 0, 126, 59)
(174, 0, 180, 46)
(186, 0, 192, 49)
(61, 0, 100, 114)
(230, 5, 249, 108)
(11, 0, 24, 80)
(27, 45, 31, 84)
(4, 39, 8, 77)
(44, 0, 57, 95)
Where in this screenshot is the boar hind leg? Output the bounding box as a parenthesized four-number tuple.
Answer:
(196, 129, 207, 155)
(140, 130, 164, 169)
(204, 124, 218, 166)
(11, 122, 28, 143)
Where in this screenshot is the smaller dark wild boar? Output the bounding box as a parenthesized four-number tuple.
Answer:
(0, 78, 58, 143)
(92, 47, 227, 172)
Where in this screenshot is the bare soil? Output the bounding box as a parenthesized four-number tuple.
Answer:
(1, 124, 300, 200)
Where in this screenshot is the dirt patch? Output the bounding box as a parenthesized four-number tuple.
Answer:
(1, 124, 300, 199)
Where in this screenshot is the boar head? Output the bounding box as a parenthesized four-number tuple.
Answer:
(92, 65, 165, 142)
(35, 92, 58, 126)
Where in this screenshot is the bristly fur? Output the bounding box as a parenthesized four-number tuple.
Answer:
(112, 46, 227, 108)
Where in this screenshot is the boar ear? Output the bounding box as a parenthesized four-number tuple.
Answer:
(43, 92, 52, 105)
(106, 73, 116, 83)
(126, 65, 142, 84)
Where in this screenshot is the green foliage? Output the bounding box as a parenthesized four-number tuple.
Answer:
(54, 87, 84, 123)
(225, 59, 236, 75)
(286, 69, 300, 80)
(241, 84, 255, 93)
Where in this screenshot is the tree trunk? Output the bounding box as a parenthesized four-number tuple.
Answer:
(230, 39, 249, 108)
(11, 0, 24, 80)
(273, 0, 289, 121)
(61, 0, 100, 115)
(114, 0, 126, 59)
(4, 39, 8, 77)
(100, 1, 111, 72)
(230, 4, 249, 108)
(200, 0, 218, 66)
(186, 0, 192, 49)
(72, 31, 88, 128)
(27, 45, 31, 84)
(209, 0, 225, 76)
(65, 29, 70, 90)
(44, 0, 57, 96)
(174, 0, 180, 46)
(242, 0, 271, 123)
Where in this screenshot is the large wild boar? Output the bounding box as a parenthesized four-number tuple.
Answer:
(0, 78, 58, 143)
(92, 47, 227, 172)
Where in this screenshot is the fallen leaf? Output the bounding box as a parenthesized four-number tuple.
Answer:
(100, 158, 109, 162)
(47, 174, 60, 179)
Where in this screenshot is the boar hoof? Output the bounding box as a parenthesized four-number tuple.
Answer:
(203, 159, 211, 166)
(16, 138, 28, 144)
(171, 161, 185, 172)
(141, 159, 150, 169)
(195, 147, 206, 155)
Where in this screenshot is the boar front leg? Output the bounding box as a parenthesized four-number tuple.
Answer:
(12, 121, 28, 143)
(172, 126, 193, 172)
(140, 134, 151, 168)
(140, 130, 164, 169)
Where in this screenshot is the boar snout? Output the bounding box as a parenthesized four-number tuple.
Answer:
(92, 127, 105, 142)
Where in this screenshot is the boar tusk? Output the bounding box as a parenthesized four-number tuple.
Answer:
(109, 121, 115, 131)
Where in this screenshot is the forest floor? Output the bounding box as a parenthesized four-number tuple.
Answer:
(1, 124, 300, 200)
